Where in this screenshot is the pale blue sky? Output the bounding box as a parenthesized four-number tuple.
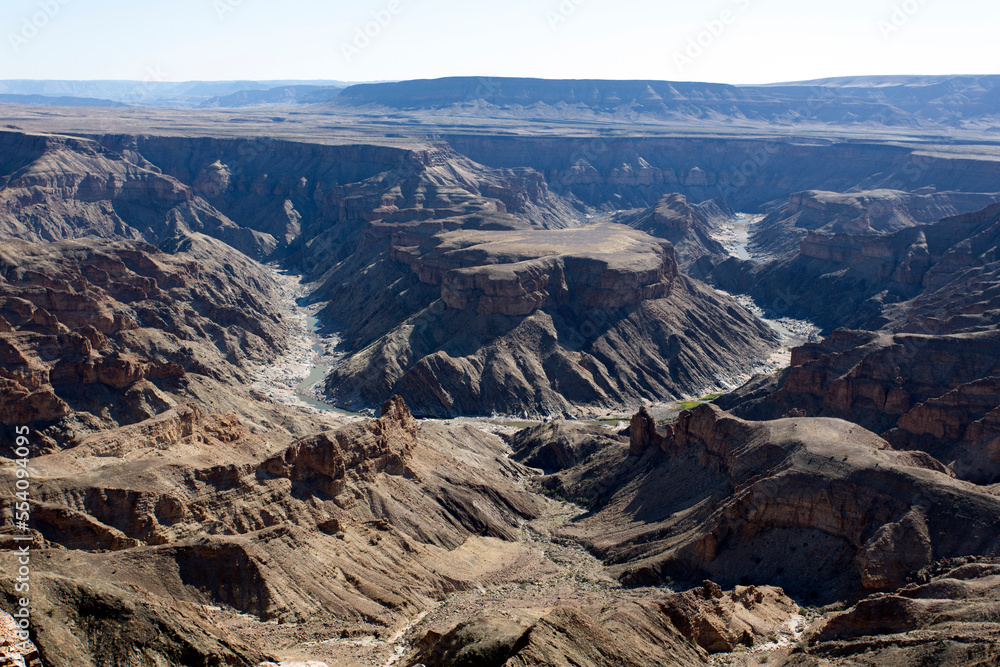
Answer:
(1, 0, 996, 84)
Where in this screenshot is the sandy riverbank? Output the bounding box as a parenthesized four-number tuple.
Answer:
(250, 269, 362, 423)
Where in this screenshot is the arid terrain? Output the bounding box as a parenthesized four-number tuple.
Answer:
(0, 75, 999, 666)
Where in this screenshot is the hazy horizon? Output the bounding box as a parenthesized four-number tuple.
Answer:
(2, 73, 998, 87)
(2, 0, 997, 86)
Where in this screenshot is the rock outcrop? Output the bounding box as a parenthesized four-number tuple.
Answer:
(0, 572, 264, 666)
(549, 404, 1000, 602)
(260, 396, 417, 497)
(408, 581, 797, 667)
(0, 397, 555, 664)
(507, 420, 624, 473)
(628, 406, 666, 456)
(797, 559, 1000, 665)
(0, 130, 277, 259)
(751, 188, 999, 258)
(0, 234, 290, 440)
(706, 200, 1000, 334)
(616, 193, 730, 267)
(660, 580, 798, 653)
(392, 222, 679, 315)
(0, 612, 41, 667)
(717, 328, 1000, 483)
(410, 602, 707, 667)
(320, 220, 778, 417)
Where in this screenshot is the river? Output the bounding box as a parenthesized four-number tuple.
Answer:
(252, 270, 357, 417)
(294, 315, 355, 416)
(711, 212, 821, 364)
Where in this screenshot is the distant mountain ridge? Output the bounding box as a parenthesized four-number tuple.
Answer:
(0, 79, 352, 108)
(4, 75, 1000, 129)
(0, 93, 124, 107)
(324, 74, 1000, 130)
(197, 84, 344, 108)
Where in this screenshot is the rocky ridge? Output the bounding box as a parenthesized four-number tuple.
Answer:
(526, 404, 1000, 603)
(0, 233, 297, 446)
(705, 199, 1000, 334)
(615, 192, 731, 268)
(0, 398, 552, 664)
(0, 131, 276, 259)
(319, 219, 779, 417)
(750, 188, 1000, 258)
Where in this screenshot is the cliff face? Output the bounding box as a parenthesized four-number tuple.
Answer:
(751, 189, 1000, 258)
(392, 222, 679, 316)
(615, 193, 730, 268)
(444, 135, 1000, 210)
(702, 201, 1000, 479)
(0, 234, 290, 441)
(706, 200, 1000, 334)
(320, 220, 777, 417)
(117, 135, 581, 265)
(0, 129, 583, 276)
(260, 396, 417, 497)
(547, 404, 1000, 602)
(0, 131, 277, 259)
(717, 328, 1000, 484)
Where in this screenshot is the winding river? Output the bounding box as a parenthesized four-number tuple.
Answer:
(294, 315, 355, 415)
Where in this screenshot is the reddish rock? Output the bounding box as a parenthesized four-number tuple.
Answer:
(0, 611, 41, 667)
(260, 396, 418, 496)
(629, 407, 664, 456)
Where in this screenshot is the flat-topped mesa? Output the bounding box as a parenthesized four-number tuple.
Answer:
(392, 222, 680, 316)
(797, 229, 933, 285)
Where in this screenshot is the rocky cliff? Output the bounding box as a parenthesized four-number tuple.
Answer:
(319, 220, 778, 417)
(445, 135, 1000, 211)
(0, 131, 276, 259)
(706, 200, 1000, 333)
(716, 328, 1000, 484)
(751, 188, 1000, 258)
(0, 233, 292, 445)
(0, 397, 558, 664)
(702, 201, 1000, 489)
(805, 559, 1000, 665)
(615, 193, 730, 267)
(118, 135, 582, 262)
(0, 129, 583, 274)
(541, 404, 1000, 602)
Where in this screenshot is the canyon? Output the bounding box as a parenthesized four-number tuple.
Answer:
(0, 75, 999, 666)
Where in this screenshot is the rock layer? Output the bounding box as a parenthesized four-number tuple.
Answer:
(616, 193, 730, 267)
(321, 220, 777, 417)
(717, 328, 1000, 483)
(0, 233, 290, 444)
(752, 188, 999, 258)
(546, 404, 1000, 601)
